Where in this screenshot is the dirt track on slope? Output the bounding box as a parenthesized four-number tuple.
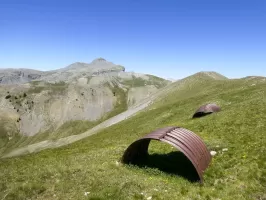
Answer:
(1, 82, 175, 159)
(1, 99, 152, 159)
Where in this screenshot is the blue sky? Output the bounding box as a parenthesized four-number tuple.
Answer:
(0, 0, 265, 79)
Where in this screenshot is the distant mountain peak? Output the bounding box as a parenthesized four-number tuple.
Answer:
(166, 78, 177, 82)
(91, 57, 107, 64)
(196, 71, 228, 80)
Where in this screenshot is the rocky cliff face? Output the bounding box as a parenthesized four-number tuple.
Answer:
(0, 58, 170, 137)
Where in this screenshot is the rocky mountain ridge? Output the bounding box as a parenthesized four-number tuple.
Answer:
(0, 58, 170, 138)
(0, 58, 126, 84)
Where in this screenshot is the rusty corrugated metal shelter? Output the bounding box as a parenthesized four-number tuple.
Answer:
(121, 126, 212, 183)
(192, 103, 221, 118)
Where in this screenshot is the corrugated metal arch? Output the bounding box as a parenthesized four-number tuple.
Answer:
(192, 103, 221, 118)
(121, 126, 212, 183)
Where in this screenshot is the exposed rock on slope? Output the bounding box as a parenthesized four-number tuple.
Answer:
(0, 69, 44, 84)
(127, 85, 158, 107)
(0, 58, 170, 138)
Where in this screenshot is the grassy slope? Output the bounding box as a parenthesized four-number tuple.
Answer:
(122, 74, 170, 89)
(1, 77, 266, 200)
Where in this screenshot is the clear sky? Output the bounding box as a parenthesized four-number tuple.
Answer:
(0, 0, 265, 80)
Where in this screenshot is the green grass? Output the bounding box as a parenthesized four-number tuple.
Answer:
(0, 119, 19, 155)
(28, 81, 68, 95)
(102, 82, 128, 119)
(0, 125, 9, 150)
(27, 86, 46, 94)
(122, 75, 170, 89)
(30, 80, 43, 86)
(146, 74, 170, 88)
(0, 121, 99, 153)
(0, 77, 266, 200)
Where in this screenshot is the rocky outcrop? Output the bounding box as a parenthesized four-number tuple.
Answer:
(0, 69, 43, 84)
(0, 82, 116, 136)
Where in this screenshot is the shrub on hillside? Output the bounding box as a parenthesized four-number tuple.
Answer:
(5, 95, 11, 99)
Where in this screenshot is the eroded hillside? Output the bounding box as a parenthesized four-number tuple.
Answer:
(0, 70, 230, 158)
(0, 59, 170, 154)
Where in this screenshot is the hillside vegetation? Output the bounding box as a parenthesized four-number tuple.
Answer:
(0, 73, 266, 200)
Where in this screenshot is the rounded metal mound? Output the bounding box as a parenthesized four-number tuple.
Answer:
(192, 103, 221, 118)
(121, 126, 212, 183)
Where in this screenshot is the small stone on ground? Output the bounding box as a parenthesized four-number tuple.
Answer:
(210, 151, 217, 156)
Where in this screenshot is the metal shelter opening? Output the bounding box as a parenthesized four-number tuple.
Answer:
(121, 126, 212, 183)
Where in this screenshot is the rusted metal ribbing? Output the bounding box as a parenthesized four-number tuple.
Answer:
(166, 131, 206, 173)
(121, 126, 211, 183)
(170, 129, 206, 163)
(141, 127, 177, 140)
(158, 127, 177, 139)
(170, 129, 211, 169)
(183, 129, 212, 165)
(166, 133, 203, 171)
(193, 103, 221, 118)
(174, 128, 211, 162)
(160, 137, 203, 182)
(166, 132, 200, 161)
